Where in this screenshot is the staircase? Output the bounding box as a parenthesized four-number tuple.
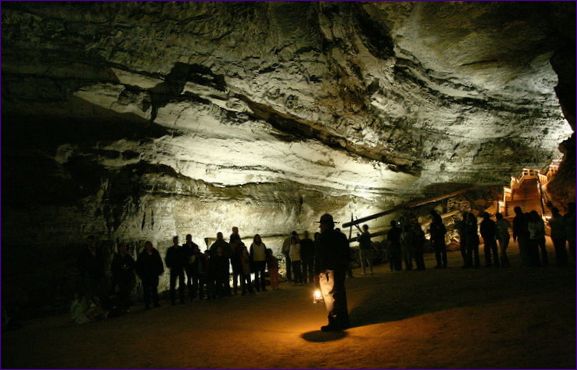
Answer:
(500, 163, 560, 218)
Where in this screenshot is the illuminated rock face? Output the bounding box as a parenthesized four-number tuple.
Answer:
(2, 3, 574, 304)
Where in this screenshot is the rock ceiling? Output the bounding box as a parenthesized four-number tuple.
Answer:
(2, 2, 575, 245)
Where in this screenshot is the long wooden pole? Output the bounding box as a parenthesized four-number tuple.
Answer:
(348, 209, 461, 242)
(342, 187, 476, 228)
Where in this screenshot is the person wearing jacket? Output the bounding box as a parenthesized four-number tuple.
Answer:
(165, 236, 186, 305)
(182, 234, 201, 301)
(429, 210, 447, 268)
(480, 212, 499, 267)
(136, 241, 164, 309)
(249, 234, 267, 292)
(314, 213, 350, 332)
(111, 243, 136, 311)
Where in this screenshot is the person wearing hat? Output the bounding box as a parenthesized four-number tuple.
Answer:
(314, 213, 351, 331)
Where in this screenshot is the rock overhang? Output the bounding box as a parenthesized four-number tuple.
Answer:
(2, 2, 574, 243)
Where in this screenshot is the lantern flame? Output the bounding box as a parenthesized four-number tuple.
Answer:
(313, 288, 323, 303)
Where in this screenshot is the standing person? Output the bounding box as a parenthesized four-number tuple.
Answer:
(495, 213, 511, 267)
(314, 213, 350, 332)
(182, 234, 200, 301)
(358, 224, 374, 275)
(528, 210, 547, 266)
(464, 212, 480, 268)
(563, 202, 575, 263)
(78, 236, 105, 303)
(210, 245, 230, 298)
(387, 220, 402, 271)
(400, 217, 415, 271)
(229, 227, 243, 295)
(409, 216, 426, 270)
(249, 234, 267, 292)
(513, 206, 530, 266)
(455, 213, 469, 268)
(548, 207, 567, 266)
(110, 243, 136, 311)
(289, 233, 303, 284)
(265, 249, 280, 290)
(480, 212, 499, 267)
(429, 210, 447, 269)
(300, 231, 315, 283)
(165, 236, 186, 305)
(282, 232, 295, 281)
(239, 243, 254, 295)
(136, 241, 164, 309)
(210, 232, 232, 295)
(229, 234, 244, 295)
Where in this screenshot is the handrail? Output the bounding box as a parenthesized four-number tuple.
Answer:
(342, 186, 477, 228)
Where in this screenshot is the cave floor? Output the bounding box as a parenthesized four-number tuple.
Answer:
(3, 242, 575, 369)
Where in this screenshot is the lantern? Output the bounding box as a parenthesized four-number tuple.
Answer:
(313, 288, 323, 304)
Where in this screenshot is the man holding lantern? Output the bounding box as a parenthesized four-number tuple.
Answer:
(314, 213, 351, 332)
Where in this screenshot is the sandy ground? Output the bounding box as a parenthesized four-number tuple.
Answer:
(3, 243, 575, 368)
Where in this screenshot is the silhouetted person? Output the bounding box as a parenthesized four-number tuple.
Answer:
(528, 210, 547, 266)
(210, 245, 230, 298)
(463, 212, 480, 268)
(300, 231, 315, 283)
(282, 231, 296, 281)
(182, 234, 201, 301)
(387, 220, 402, 271)
(480, 212, 499, 267)
(408, 216, 426, 270)
(513, 206, 530, 266)
(229, 233, 244, 295)
(429, 210, 447, 268)
(358, 224, 374, 275)
(455, 213, 469, 267)
(289, 233, 303, 284)
(78, 236, 105, 302)
(315, 213, 350, 331)
(111, 243, 136, 311)
(136, 241, 164, 309)
(210, 233, 231, 295)
(400, 217, 415, 271)
(495, 213, 511, 267)
(165, 236, 186, 304)
(250, 234, 267, 292)
(549, 207, 568, 266)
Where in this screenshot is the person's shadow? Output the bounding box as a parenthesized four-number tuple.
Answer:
(344, 264, 575, 329)
(301, 330, 348, 342)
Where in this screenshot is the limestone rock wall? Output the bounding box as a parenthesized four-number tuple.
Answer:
(2, 2, 575, 313)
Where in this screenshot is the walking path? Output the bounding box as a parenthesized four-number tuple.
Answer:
(4, 242, 575, 368)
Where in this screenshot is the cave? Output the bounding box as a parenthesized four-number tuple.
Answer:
(2, 2, 575, 368)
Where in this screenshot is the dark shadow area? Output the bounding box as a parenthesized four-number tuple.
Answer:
(149, 62, 226, 122)
(2, 96, 172, 207)
(347, 263, 576, 329)
(301, 330, 348, 342)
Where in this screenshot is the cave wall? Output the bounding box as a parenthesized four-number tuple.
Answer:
(2, 2, 575, 314)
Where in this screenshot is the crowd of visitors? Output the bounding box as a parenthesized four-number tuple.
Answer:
(74, 202, 575, 322)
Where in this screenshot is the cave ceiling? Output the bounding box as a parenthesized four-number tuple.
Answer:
(2, 2, 575, 242)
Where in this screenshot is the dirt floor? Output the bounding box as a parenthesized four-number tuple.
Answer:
(3, 242, 575, 368)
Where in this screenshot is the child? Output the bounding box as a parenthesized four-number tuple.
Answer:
(266, 248, 280, 290)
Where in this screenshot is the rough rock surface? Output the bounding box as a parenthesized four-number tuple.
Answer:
(2, 3, 574, 311)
